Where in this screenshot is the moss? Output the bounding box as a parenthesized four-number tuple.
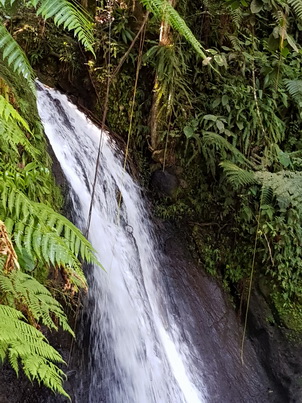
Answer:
(272, 294, 302, 337)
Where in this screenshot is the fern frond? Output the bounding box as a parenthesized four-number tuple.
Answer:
(0, 270, 74, 335)
(22, 356, 68, 397)
(0, 24, 35, 92)
(1, 183, 98, 263)
(220, 161, 258, 188)
(228, 7, 244, 29)
(284, 79, 302, 105)
(0, 117, 39, 159)
(260, 185, 274, 205)
(139, 0, 207, 60)
(202, 132, 252, 167)
(0, 95, 30, 131)
(255, 170, 302, 210)
(0, 182, 102, 290)
(0, 304, 68, 397)
(30, 0, 95, 54)
(288, 0, 302, 19)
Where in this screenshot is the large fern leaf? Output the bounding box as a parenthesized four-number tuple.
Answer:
(30, 0, 95, 54)
(0, 304, 69, 397)
(284, 79, 302, 105)
(0, 95, 30, 131)
(139, 0, 207, 60)
(220, 161, 258, 188)
(0, 24, 35, 92)
(0, 116, 39, 160)
(202, 132, 252, 166)
(288, 0, 302, 19)
(0, 182, 102, 290)
(0, 270, 74, 334)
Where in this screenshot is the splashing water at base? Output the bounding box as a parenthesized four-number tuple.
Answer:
(36, 83, 207, 403)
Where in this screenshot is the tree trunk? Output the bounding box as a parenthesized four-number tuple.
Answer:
(149, 1, 175, 152)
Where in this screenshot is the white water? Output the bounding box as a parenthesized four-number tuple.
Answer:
(37, 83, 207, 403)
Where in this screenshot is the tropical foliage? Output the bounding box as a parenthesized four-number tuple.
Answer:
(0, 0, 96, 397)
(4, 0, 302, 394)
(82, 0, 302, 325)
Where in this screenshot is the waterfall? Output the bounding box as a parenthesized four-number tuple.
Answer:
(36, 83, 207, 403)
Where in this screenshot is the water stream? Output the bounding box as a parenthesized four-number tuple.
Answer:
(37, 83, 207, 403)
(37, 83, 276, 403)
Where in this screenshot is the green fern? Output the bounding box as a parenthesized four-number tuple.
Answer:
(139, 0, 207, 60)
(260, 185, 274, 205)
(0, 24, 35, 92)
(0, 0, 98, 397)
(0, 95, 30, 131)
(0, 0, 94, 95)
(0, 183, 101, 290)
(0, 270, 74, 334)
(203, 132, 252, 165)
(255, 170, 302, 210)
(0, 304, 69, 398)
(0, 115, 39, 160)
(284, 79, 302, 105)
(30, 0, 94, 54)
(288, 0, 302, 19)
(220, 161, 258, 188)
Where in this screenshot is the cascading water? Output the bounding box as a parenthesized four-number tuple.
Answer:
(36, 83, 207, 403)
(36, 83, 279, 403)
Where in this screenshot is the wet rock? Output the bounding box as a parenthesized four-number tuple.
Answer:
(248, 289, 302, 402)
(151, 169, 179, 197)
(160, 230, 281, 403)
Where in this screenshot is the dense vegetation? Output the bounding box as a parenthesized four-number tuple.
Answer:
(82, 0, 302, 333)
(0, 0, 98, 397)
(2, 0, 302, 397)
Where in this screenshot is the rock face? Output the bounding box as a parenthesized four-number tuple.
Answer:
(248, 289, 302, 403)
(160, 227, 282, 403)
(151, 169, 180, 197)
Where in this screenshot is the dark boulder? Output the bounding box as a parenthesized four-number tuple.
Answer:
(151, 169, 179, 197)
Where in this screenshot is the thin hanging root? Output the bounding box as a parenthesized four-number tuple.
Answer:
(116, 13, 147, 224)
(240, 208, 260, 364)
(0, 220, 20, 272)
(241, 29, 269, 363)
(86, 13, 149, 236)
(111, 12, 149, 80)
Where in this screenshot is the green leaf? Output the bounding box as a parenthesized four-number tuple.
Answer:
(0, 24, 35, 93)
(278, 152, 291, 168)
(216, 120, 225, 132)
(212, 98, 221, 108)
(15, 247, 35, 272)
(184, 125, 194, 138)
(139, 0, 208, 60)
(236, 121, 244, 130)
(203, 114, 217, 121)
(222, 95, 229, 106)
(250, 0, 263, 13)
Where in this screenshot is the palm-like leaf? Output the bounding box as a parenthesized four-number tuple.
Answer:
(31, 0, 95, 54)
(0, 270, 74, 334)
(139, 0, 207, 59)
(288, 0, 302, 19)
(0, 96, 39, 159)
(0, 0, 94, 93)
(0, 182, 102, 288)
(220, 161, 258, 188)
(0, 304, 69, 398)
(0, 0, 97, 396)
(284, 79, 302, 105)
(0, 24, 35, 92)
